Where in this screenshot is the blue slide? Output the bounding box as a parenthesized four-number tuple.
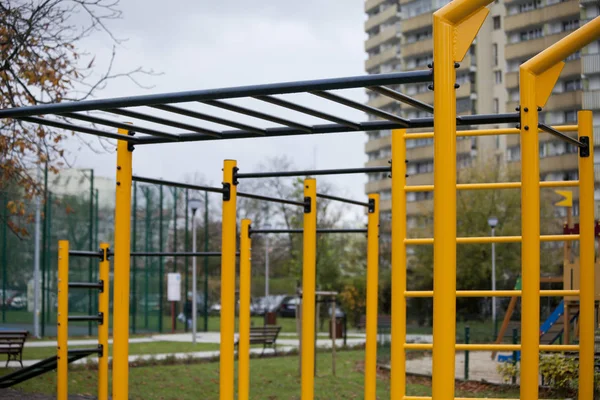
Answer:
(497, 300, 574, 363)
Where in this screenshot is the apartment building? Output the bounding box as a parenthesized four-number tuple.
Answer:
(364, 0, 600, 227)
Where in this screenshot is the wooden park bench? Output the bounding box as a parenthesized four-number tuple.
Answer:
(0, 330, 28, 368)
(235, 326, 281, 356)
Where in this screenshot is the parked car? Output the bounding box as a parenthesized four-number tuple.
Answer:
(209, 303, 221, 315)
(9, 294, 27, 310)
(278, 296, 300, 318)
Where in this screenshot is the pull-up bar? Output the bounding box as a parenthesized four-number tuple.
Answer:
(235, 166, 390, 179)
(132, 175, 305, 207)
(129, 251, 239, 257)
(249, 228, 367, 235)
(538, 123, 589, 153)
(316, 193, 371, 209)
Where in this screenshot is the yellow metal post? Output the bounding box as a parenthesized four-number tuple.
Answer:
(57, 240, 69, 400)
(112, 128, 133, 400)
(432, 2, 489, 399)
(577, 110, 595, 399)
(301, 178, 317, 400)
(220, 160, 237, 400)
(238, 219, 252, 400)
(364, 194, 380, 400)
(98, 243, 110, 400)
(519, 18, 600, 399)
(391, 129, 407, 399)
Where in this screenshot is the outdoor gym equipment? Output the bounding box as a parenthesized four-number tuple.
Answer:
(1, 0, 599, 397)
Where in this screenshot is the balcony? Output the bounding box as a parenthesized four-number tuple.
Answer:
(365, 0, 387, 13)
(505, 32, 571, 61)
(365, 4, 399, 32)
(505, 59, 581, 89)
(366, 93, 395, 109)
(365, 27, 399, 52)
(366, 157, 391, 168)
(365, 178, 391, 194)
(583, 90, 600, 110)
(407, 199, 433, 216)
(402, 38, 433, 58)
(505, 1, 580, 33)
(540, 154, 578, 174)
(365, 135, 392, 154)
(407, 171, 433, 186)
(365, 46, 398, 71)
(583, 54, 600, 75)
(545, 90, 582, 110)
(401, 12, 432, 34)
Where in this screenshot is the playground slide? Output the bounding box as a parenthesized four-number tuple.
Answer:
(0, 348, 98, 388)
(497, 300, 578, 363)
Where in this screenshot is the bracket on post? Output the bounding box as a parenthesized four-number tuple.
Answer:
(304, 196, 312, 214)
(580, 136, 590, 157)
(223, 183, 231, 201)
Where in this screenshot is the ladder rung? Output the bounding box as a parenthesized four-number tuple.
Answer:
(403, 343, 580, 352)
(68, 282, 103, 290)
(405, 234, 579, 245)
(404, 180, 579, 193)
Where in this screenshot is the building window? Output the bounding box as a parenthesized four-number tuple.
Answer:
(494, 71, 502, 84)
(520, 27, 543, 42)
(493, 16, 501, 30)
(564, 110, 577, 123)
(493, 98, 499, 114)
(519, 0, 541, 13)
(563, 20, 580, 32)
(493, 44, 498, 66)
(564, 79, 582, 92)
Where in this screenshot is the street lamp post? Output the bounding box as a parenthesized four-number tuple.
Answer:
(487, 216, 498, 337)
(189, 198, 202, 344)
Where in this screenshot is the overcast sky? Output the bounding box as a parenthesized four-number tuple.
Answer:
(65, 0, 369, 202)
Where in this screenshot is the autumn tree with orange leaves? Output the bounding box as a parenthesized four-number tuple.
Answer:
(0, 0, 151, 236)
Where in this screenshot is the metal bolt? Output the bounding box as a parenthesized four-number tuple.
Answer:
(524, 126, 529, 131)
(117, 166, 121, 170)
(454, 62, 460, 68)
(515, 106, 520, 111)
(454, 84, 460, 89)
(538, 106, 542, 111)
(428, 84, 434, 90)
(516, 124, 521, 129)
(524, 107, 529, 112)
(117, 182, 121, 186)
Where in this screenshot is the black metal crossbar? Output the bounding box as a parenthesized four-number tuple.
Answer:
(250, 228, 367, 235)
(132, 176, 225, 194)
(68, 314, 103, 322)
(538, 123, 586, 148)
(237, 191, 305, 207)
(69, 250, 103, 259)
(236, 166, 391, 179)
(68, 282, 103, 290)
(316, 193, 370, 208)
(367, 86, 434, 114)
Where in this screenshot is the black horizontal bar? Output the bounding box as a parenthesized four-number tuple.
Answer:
(538, 123, 585, 148)
(367, 86, 434, 114)
(409, 113, 520, 129)
(150, 104, 266, 135)
(316, 193, 370, 208)
(68, 282, 103, 290)
(68, 315, 103, 322)
(202, 100, 313, 132)
(68, 347, 102, 356)
(130, 252, 240, 257)
(253, 95, 361, 130)
(19, 117, 140, 143)
(236, 166, 390, 179)
(237, 191, 305, 207)
(132, 176, 225, 194)
(311, 91, 410, 127)
(69, 250, 103, 259)
(0, 70, 432, 118)
(250, 228, 367, 235)
(62, 112, 180, 140)
(106, 108, 221, 138)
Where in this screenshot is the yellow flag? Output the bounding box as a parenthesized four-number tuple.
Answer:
(554, 190, 573, 207)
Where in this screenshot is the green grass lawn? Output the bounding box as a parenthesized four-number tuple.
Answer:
(20, 341, 222, 360)
(0, 350, 528, 399)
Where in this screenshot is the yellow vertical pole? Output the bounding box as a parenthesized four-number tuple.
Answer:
(391, 129, 406, 399)
(220, 160, 237, 400)
(364, 194, 380, 400)
(57, 240, 69, 400)
(301, 178, 317, 400)
(432, 14, 457, 400)
(432, 4, 488, 398)
(577, 110, 595, 399)
(519, 68, 541, 400)
(98, 243, 110, 400)
(112, 128, 133, 400)
(238, 219, 252, 400)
